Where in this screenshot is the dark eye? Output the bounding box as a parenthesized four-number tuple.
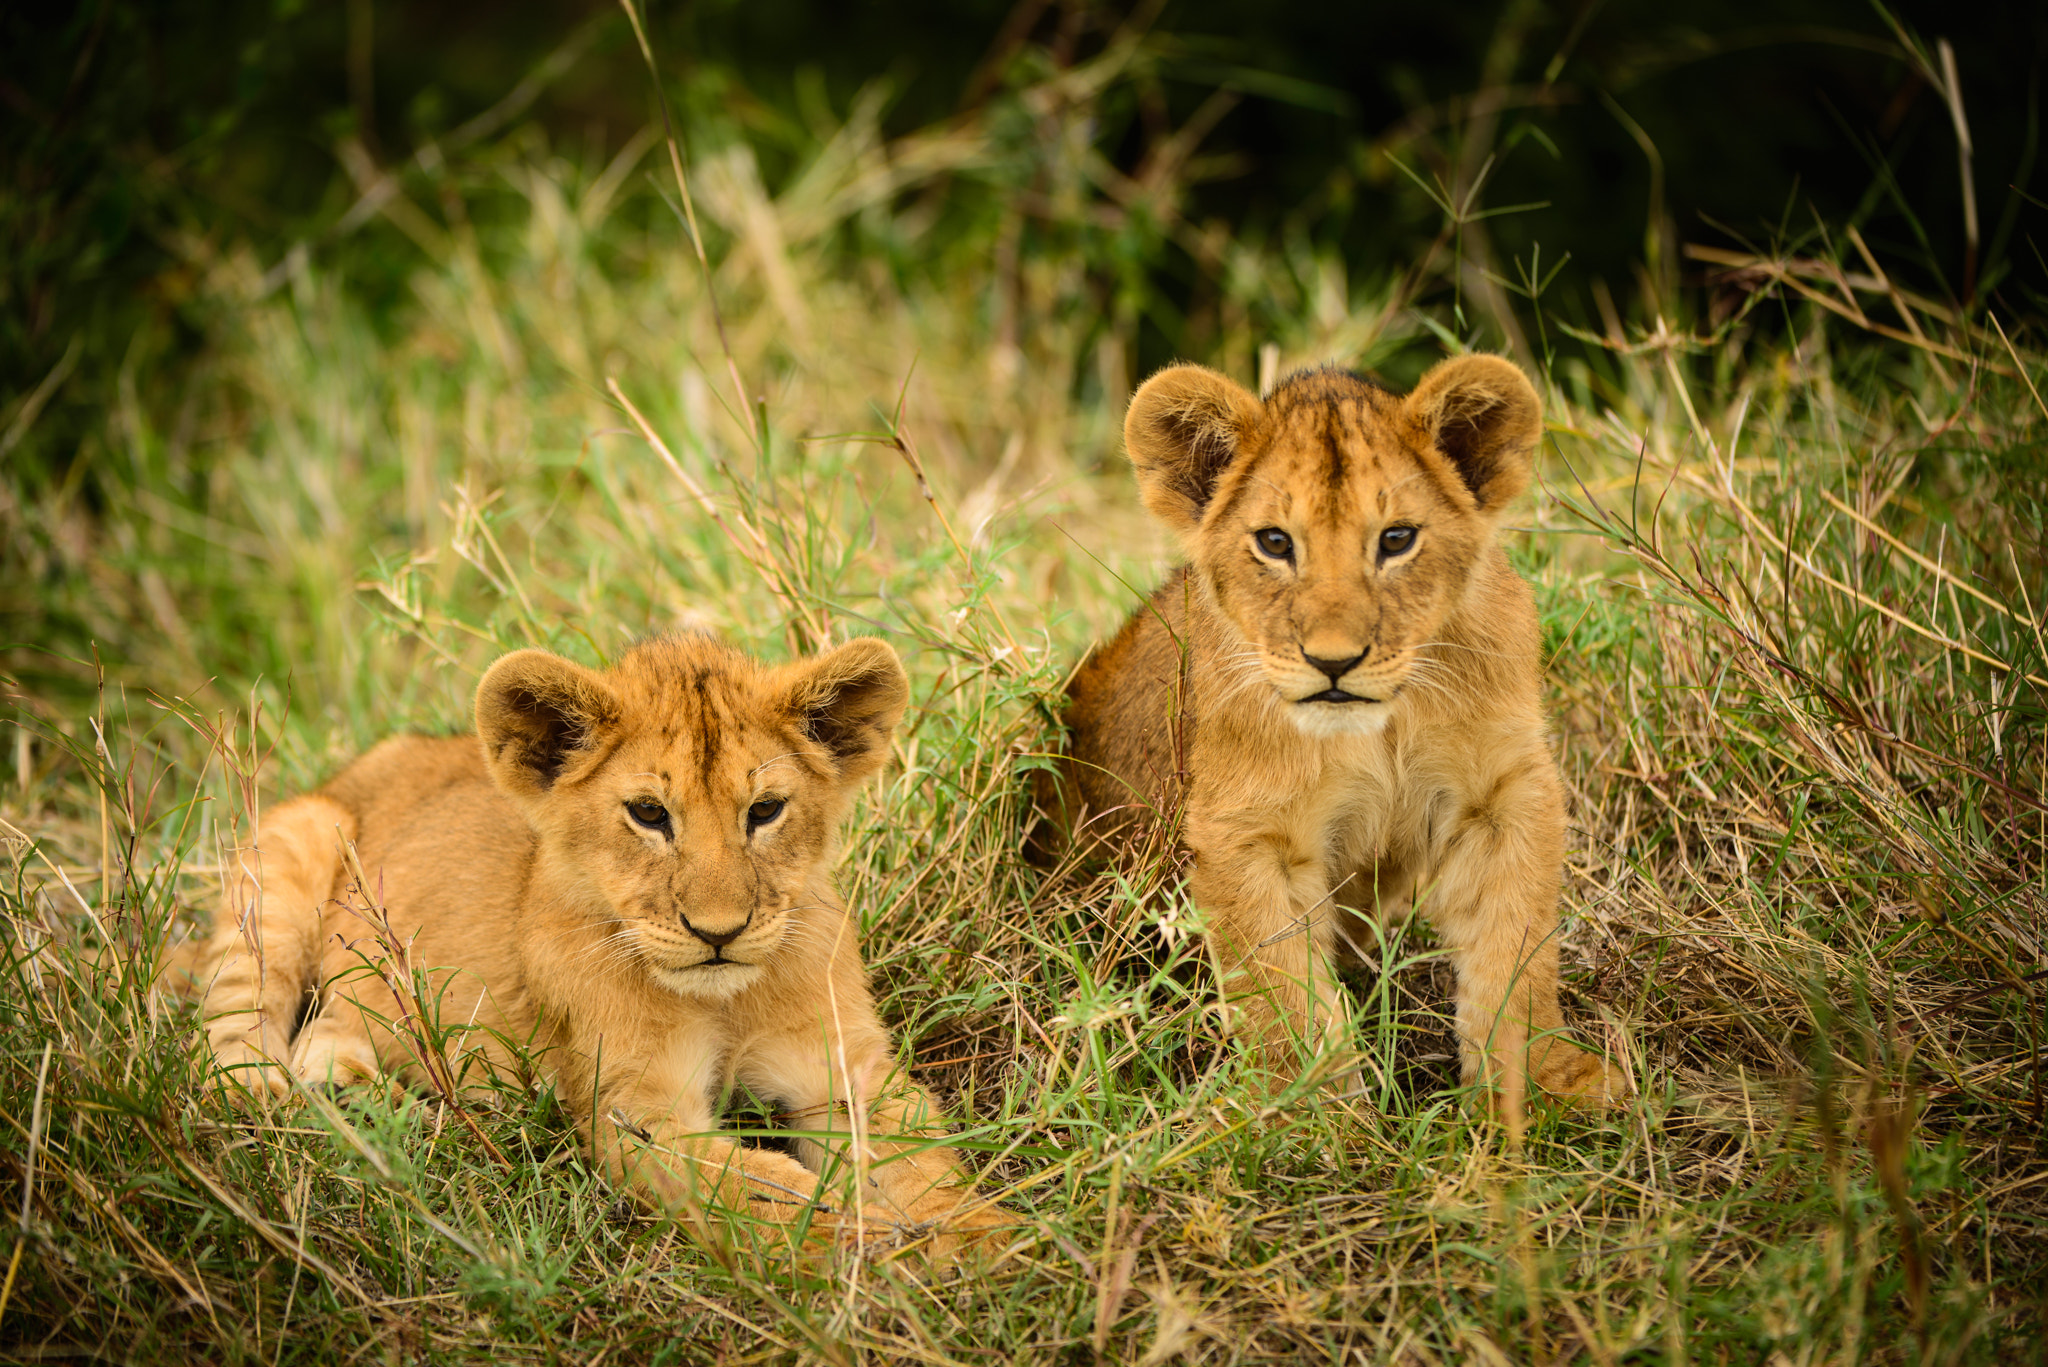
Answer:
(1379, 526, 1417, 557)
(626, 799, 670, 830)
(747, 797, 786, 829)
(1254, 527, 1294, 560)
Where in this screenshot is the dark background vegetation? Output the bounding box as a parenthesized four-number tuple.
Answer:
(3, 5, 2047, 1359)
(5, 0, 2043, 502)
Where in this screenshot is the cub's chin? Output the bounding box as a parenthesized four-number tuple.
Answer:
(1284, 692, 1398, 739)
(649, 959, 766, 1002)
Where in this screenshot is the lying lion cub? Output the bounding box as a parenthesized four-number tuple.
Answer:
(1039, 357, 1628, 1112)
(199, 634, 998, 1255)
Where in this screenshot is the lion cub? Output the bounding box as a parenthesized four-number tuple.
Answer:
(1039, 357, 1627, 1112)
(200, 634, 998, 1255)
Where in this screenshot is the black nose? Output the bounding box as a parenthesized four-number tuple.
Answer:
(1302, 650, 1366, 683)
(679, 913, 749, 948)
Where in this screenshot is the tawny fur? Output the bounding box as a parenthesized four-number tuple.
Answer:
(199, 634, 1000, 1257)
(1038, 357, 1628, 1110)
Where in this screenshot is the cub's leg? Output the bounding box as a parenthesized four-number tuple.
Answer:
(296, 966, 507, 1099)
(287, 893, 409, 1088)
(561, 1042, 837, 1247)
(1425, 775, 1628, 1111)
(200, 796, 356, 1097)
(596, 1110, 841, 1252)
(1186, 819, 1353, 1084)
(287, 1012, 386, 1090)
(741, 969, 1003, 1258)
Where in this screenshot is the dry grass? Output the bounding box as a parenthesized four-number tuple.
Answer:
(1, 37, 2046, 1364)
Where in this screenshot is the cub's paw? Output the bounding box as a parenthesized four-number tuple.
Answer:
(824, 1199, 1017, 1271)
(288, 1021, 382, 1089)
(776, 1205, 865, 1265)
(206, 1039, 293, 1106)
(909, 1201, 1018, 1269)
(1535, 1045, 1633, 1110)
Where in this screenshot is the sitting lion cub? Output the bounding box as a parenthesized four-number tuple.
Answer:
(1039, 357, 1627, 1111)
(199, 633, 998, 1255)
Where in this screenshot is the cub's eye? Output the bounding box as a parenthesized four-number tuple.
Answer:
(1254, 527, 1294, 560)
(626, 798, 670, 830)
(1379, 526, 1418, 557)
(747, 797, 786, 829)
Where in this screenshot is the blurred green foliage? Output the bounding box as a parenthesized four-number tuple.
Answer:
(1, 7, 2045, 1358)
(3, 0, 2041, 505)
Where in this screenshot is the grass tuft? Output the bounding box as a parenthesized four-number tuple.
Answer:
(3, 39, 2046, 1363)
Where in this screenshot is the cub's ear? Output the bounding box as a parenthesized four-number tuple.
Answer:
(780, 637, 909, 784)
(1404, 354, 1543, 514)
(475, 650, 623, 803)
(1124, 364, 1263, 534)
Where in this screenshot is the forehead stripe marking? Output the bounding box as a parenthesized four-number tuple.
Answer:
(1323, 402, 1348, 494)
(692, 668, 723, 789)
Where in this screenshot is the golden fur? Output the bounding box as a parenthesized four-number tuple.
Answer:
(1038, 356, 1628, 1110)
(199, 634, 999, 1256)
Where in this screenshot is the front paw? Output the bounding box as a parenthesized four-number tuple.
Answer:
(1535, 1045, 1632, 1109)
(206, 1039, 293, 1105)
(852, 1198, 1015, 1268)
(919, 1200, 1017, 1266)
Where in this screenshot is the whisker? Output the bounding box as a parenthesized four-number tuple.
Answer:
(1209, 670, 1267, 706)
(1414, 639, 1519, 661)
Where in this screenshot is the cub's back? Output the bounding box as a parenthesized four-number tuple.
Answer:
(1053, 568, 1193, 829)
(318, 734, 535, 978)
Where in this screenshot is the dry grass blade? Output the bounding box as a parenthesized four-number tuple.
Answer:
(605, 374, 830, 648)
(3, 24, 2045, 1359)
(616, 0, 757, 450)
(1817, 489, 2022, 625)
(1989, 312, 2048, 422)
(1683, 243, 2013, 374)
(881, 419, 1029, 673)
(1664, 465, 2048, 690)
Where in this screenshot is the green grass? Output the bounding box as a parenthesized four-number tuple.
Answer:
(3, 49, 2047, 1365)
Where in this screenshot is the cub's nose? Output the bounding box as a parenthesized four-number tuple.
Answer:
(1301, 649, 1366, 684)
(679, 911, 750, 948)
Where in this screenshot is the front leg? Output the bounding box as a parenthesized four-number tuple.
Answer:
(553, 1031, 841, 1248)
(1423, 761, 1628, 1112)
(741, 974, 1001, 1259)
(1187, 815, 1351, 1086)
(591, 1101, 838, 1240)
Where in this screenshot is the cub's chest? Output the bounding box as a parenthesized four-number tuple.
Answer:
(1193, 720, 1457, 866)
(542, 975, 741, 1088)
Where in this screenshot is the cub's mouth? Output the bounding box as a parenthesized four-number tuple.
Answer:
(1284, 682, 1405, 738)
(649, 954, 766, 1002)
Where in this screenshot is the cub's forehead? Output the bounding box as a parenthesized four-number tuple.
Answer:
(1232, 371, 1455, 521)
(602, 638, 818, 785)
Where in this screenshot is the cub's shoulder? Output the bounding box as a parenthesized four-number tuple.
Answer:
(1071, 568, 1191, 695)
(320, 733, 486, 816)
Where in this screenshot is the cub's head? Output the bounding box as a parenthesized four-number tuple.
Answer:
(474, 634, 907, 1000)
(1124, 355, 1542, 736)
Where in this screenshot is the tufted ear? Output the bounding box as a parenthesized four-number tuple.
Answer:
(1404, 354, 1543, 514)
(475, 650, 624, 804)
(780, 637, 909, 784)
(1123, 364, 1264, 534)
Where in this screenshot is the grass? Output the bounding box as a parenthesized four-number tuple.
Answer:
(3, 30, 2047, 1364)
